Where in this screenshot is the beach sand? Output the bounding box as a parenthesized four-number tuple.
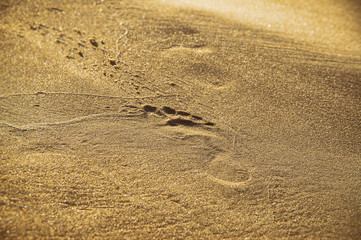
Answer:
(1, 0, 360, 238)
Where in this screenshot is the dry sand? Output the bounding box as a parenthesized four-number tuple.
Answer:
(1, 0, 361, 239)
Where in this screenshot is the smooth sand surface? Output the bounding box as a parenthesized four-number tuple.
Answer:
(1, 0, 361, 239)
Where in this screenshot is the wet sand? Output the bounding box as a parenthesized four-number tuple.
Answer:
(1, 0, 361, 239)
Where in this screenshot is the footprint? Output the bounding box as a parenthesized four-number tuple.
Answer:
(0, 93, 250, 188)
(140, 104, 250, 186)
(161, 46, 235, 88)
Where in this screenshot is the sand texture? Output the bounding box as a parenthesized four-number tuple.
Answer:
(1, 0, 361, 239)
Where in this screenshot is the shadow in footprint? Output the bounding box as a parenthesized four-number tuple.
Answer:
(162, 106, 176, 115)
(143, 105, 157, 112)
(166, 118, 198, 127)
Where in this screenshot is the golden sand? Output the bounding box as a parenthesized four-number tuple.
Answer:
(1, 0, 360, 238)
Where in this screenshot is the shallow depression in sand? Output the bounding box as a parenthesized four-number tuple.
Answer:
(206, 153, 251, 187)
(0, 93, 251, 186)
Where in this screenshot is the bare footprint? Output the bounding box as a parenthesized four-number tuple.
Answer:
(143, 104, 251, 186)
(0, 93, 251, 188)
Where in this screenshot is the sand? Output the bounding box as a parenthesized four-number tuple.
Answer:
(1, 0, 360, 239)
